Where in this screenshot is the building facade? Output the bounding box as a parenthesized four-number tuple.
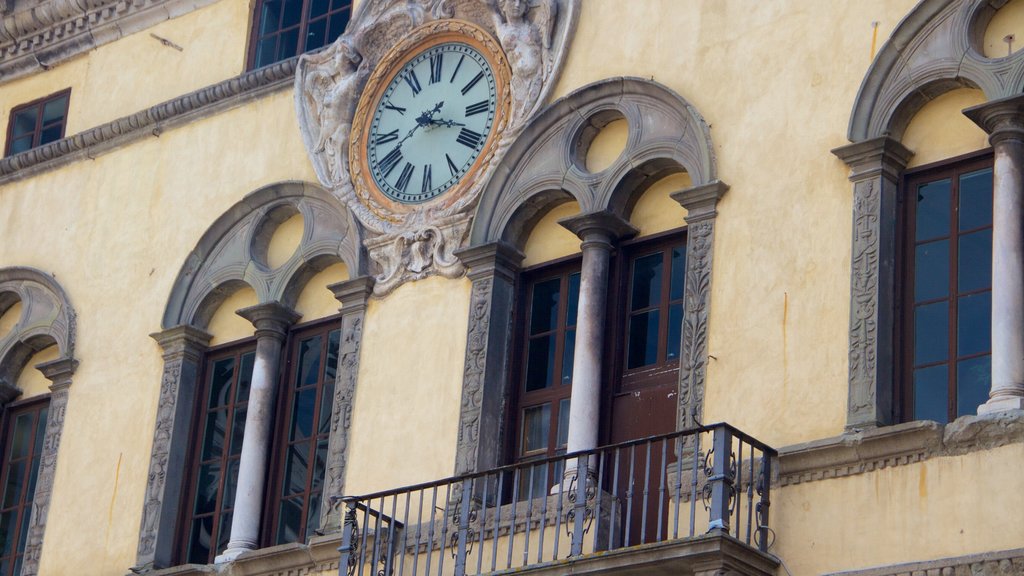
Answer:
(0, 0, 1023, 575)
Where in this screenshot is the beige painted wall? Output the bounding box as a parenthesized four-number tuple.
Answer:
(902, 88, 989, 169)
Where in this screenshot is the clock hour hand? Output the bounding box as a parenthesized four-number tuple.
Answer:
(428, 118, 467, 128)
(415, 101, 445, 126)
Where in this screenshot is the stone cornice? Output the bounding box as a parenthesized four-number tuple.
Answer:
(826, 547, 1024, 576)
(0, 55, 297, 186)
(328, 276, 375, 313)
(964, 93, 1024, 145)
(831, 136, 914, 183)
(455, 241, 524, 283)
(777, 410, 1024, 487)
(671, 180, 729, 223)
(0, 0, 219, 84)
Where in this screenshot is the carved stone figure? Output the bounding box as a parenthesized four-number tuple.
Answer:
(492, 0, 556, 124)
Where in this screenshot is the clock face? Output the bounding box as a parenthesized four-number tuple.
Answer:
(366, 42, 498, 204)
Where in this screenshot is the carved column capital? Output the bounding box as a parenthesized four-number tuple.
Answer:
(236, 301, 301, 340)
(149, 324, 212, 363)
(329, 276, 375, 315)
(558, 211, 638, 250)
(671, 180, 729, 223)
(832, 136, 913, 182)
(455, 242, 525, 283)
(964, 94, 1024, 146)
(36, 357, 78, 392)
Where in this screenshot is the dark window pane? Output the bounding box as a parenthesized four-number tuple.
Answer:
(16, 508, 29, 558)
(11, 414, 32, 459)
(627, 311, 660, 369)
(305, 19, 326, 52)
(217, 512, 233, 552)
(39, 125, 62, 145)
(666, 303, 683, 360)
(32, 408, 46, 458)
(200, 410, 227, 461)
(297, 335, 323, 388)
(229, 407, 246, 456)
(324, 329, 340, 383)
(669, 246, 686, 301)
(630, 252, 663, 310)
(913, 365, 948, 423)
(327, 9, 349, 43)
(958, 291, 991, 357)
(283, 443, 310, 496)
(281, 0, 303, 28)
(2, 462, 24, 509)
(522, 404, 550, 454)
(255, 36, 279, 68)
(958, 230, 992, 293)
(193, 463, 221, 515)
(289, 389, 318, 441)
(186, 516, 214, 564)
(259, 0, 283, 34)
(530, 278, 560, 334)
(525, 335, 555, 391)
(208, 358, 236, 409)
(957, 356, 991, 417)
(914, 240, 949, 302)
(959, 168, 993, 231)
(41, 96, 67, 124)
(311, 439, 328, 493)
(566, 272, 581, 326)
(318, 382, 334, 436)
(305, 497, 322, 542)
(276, 496, 304, 544)
(278, 28, 300, 60)
(223, 460, 239, 511)
(9, 136, 33, 155)
(556, 399, 570, 449)
(236, 353, 255, 403)
(0, 511, 15, 556)
(11, 110, 36, 138)
(308, 0, 328, 17)
(914, 302, 949, 365)
(915, 179, 951, 241)
(560, 329, 575, 386)
(521, 462, 548, 500)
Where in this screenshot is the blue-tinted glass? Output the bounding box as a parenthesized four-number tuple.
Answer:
(297, 336, 322, 387)
(670, 247, 686, 301)
(958, 292, 991, 357)
(631, 253, 663, 310)
(914, 365, 948, 423)
(628, 310, 660, 368)
(958, 230, 992, 293)
(556, 399, 570, 449)
(560, 329, 575, 385)
(39, 125, 62, 145)
(237, 352, 255, 402)
(255, 36, 278, 68)
(217, 512, 233, 552)
(33, 408, 46, 458)
(525, 335, 555, 391)
(223, 460, 239, 511)
(259, 0, 282, 34)
(959, 168, 993, 231)
(9, 136, 33, 155)
(566, 273, 580, 325)
(41, 96, 67, 124)
(229, 407, 246, 456)
(11, 110, 36, 138)
(278, 28, 300, 60)
(957, 356, 991, 417)
(305, 19, 327, 52)
(914, 240, 949, 301)
(208, 358, 235, 408)
(914, 302, 948, 365)
(915, 179, 950, 241)
(324, 329, 340, 382)
(327, 9, 350, 43)
(308, 0, 328, 17)
(281, 0, 303, 28)
(290, 389, 317, 441)
(305, 497, 322, 542)
(522, 404, 550, 454)
(0, 511, 14, 556)
(318, 382, 334, 436)
(11, 414, 31, 459)
(311, 439, 328, 493)
(282, 443, 309, 495)
(277, 496, 304, 544)
(667, 303, 683, 360)
(186, 516, 213, 564)
(530, 278, 560, 334)
(2, 462, 24, 509)
(200, 410, 227, 461)
(193, 463, 221, 515)
(16, 508, 29, 558)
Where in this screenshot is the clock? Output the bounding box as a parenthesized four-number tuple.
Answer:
(350, 20, 512, 215)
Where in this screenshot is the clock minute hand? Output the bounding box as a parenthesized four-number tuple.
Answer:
(429, 118, 467, 128)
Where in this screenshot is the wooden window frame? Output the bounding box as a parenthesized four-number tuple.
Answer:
(246, 0, 353, 70)
(4, 88, 71, 157)
(0, 396, 49, 576)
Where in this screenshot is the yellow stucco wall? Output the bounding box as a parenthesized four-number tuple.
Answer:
(14, 345, 59, 399)
(983, 0, 1024, 59)
(902, 88, 989, 169)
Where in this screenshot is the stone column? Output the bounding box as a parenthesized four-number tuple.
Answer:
(452, 242, 524, 475)
(319, 276, 374, 533)
(832, 138, 913, 430)
(966, 95, 1024, 414)
(21, 357, 76, 576)
(559, 212, 637, 454)
(133, 325, 211, 572)
(217, 302, 300, 562)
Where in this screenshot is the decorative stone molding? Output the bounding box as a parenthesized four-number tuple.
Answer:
(826, 547, 1024, 576)
(295, 0, 580, 296)
(319, 275, 374, 532)
(777, 410, 1024, 487)
(452, 242, 523, 475)
(832, 138, 913, 430)
(0, 267, 77, 576)
(0, 56, 298, 185)
(671, 181, 727, 431)
(0, 0, 219, 84)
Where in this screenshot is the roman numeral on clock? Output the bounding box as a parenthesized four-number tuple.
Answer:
(456, 128, 483, 149)
(446, 153, 459, 176)
(450, 55, 464, 83)
(404, 70, 422, 96)
(373, 129, 399, 146)
(461, 71, 484, 95)
(379, 147, 403, 178)
(429, 53, 443, 84)
(465, 100, 489, 116)
(396, 162, 415, 193)
(421, 164, 433, 194)
(383, 101, 406, 115)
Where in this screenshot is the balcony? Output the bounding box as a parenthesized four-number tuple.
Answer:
(336, 424, 778, 576)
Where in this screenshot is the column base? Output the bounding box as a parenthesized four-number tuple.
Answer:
(978, 396, 1024, 415)
(214, 544, 254, 564)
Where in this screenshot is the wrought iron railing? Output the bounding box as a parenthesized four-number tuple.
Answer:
(335, 423, 775, 576)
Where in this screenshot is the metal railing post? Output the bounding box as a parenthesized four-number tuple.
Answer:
(756, 451, 773, 552)
(570, 452, 589, 556)
(454, 478, 473, 576)
(707, 425, 733, 534)
(338, 499, 358, 576)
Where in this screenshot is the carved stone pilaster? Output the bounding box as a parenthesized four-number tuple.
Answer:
(452, 242, 523, 475)
(132, 325, 212, 572)
(671, 181, 728, 431)
(20, 357, 76, 576)
(832, 138, 913, 430)
(319, 277, 375, 533)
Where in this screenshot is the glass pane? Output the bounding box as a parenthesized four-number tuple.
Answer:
(957, 356, 991, 417)
(522, 404, 550, 454)
(200, 410, 227, 461)
(311, 439, 328, 493)
(194, 463, 221, 515)
(327, 9, 349, 43)
(958, 291, 991, 357)
(560, 329, 575, 385)
(521, 462, 548, 500)
(255, 36, 278, 68)
(959, 168, 993, 231)
(566, 273, 581, 326)
(33, 408, 47, 458)
(525, 335, 555, 391)
(41, 96, 67, 124)
(223, 460, 239, 511)
(297, 335, 323, 388)
(278, 28, 300, 60)
(217, 512, 233, 553)
(16, 502, 30, 552)
(2, 462, 24, 508)
(229, 407, 247, 456)
(276, 496, 304, 544)
(913, 365, 948, 423)
(0, 511, 15, 556)
(958, 230, 991, 293)
(915, 179, 951, 241)
(186, 516, 214, 564)
(530, 278, 561, 334)
(627, 310, 660, 369)
(914, 240, 949, 302)
(305, 496, 322, 541)
(281, 0, 303, 28)
(318, 382, 334, 436)
(305, 18, 327, 52)
(556, 399, 570, 449)
(914, 302, 949, 365)
(39, 124, 62, 145)
(26, 453, 39, 500)
(289, 389, 317, 441)
(308, 0, 328, 17)
(630, 252, 663, 310)
(236, 352, 255, 403)
(669, 246, 686, 301)
(259, 0, 283, 35)
(324, 329, 340, 382)
(283, 443, 310, 496)
(208, 358, 236, 409)
(9, 136, 33, 155)
(666, 303, 683, 360)
(11, 413, 32, 459)
(11, 110, 36, 138)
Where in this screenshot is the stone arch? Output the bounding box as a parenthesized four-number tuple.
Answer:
(0, 266, 77, 576)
